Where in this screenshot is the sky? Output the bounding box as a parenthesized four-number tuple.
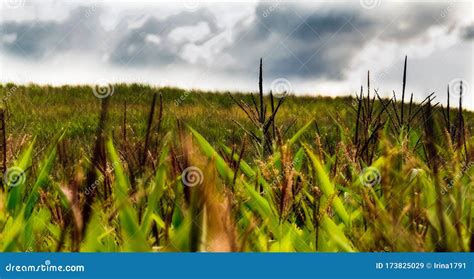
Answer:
(0, 0, 473, 108)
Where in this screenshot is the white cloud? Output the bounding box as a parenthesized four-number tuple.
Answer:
(145, 34, 161, 45)
(1, 33, 16, 44)
(168, 21, 211, 43)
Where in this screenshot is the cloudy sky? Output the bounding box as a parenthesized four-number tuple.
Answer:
(0, 0, 473, 108)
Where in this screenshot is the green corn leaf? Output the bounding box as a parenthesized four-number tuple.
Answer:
(106, 138, 149, 251)
(24, 130, 66, 218)
(2, 209, 25, 251)
(303, 144, 350, 226)
(242, 180, 272, 217)
(6, 138, 36, 215)
(293, 147, 305, 172)
(140, 142, 169, 236)
(187, 125, 233, 182)
(288, 119, 313, 146)
(320, 215, 355, 252)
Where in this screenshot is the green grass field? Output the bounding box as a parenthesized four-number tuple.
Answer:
(0, 81, 472, 252)
(1, 83, 358, 152)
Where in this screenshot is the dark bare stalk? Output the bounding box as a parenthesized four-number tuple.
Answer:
(259, 58, 264, 124)
(423, 100, 447, 251)
(123, 101, 127, 142)
(82, 97, 109, 238)
(401, 56, 407, 125)
(407, 93, 413, 132)
(392, 91, 401, 127)
(232, 120, 260, 143)
(228, 93, 260, 127)
(263, 97, 285, 133)
(375, 91, 398, 132)
(354, 87, 363, 147)
(270, 91, 276, 139)
(407, 93, 436, 125)
(141, 93, 157, 166)
(250, 93, 259, 119)
(366, 71, 370, 121)
(447, 85, 450, 134)
(0, 109, 6, 191)
(367, 71, 376, 124)
(456, 81, 463, 148)
(156, 94, 163, 135)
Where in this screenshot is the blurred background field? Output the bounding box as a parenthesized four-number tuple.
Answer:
(2, 83, 472, 159)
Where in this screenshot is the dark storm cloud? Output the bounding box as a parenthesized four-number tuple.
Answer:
(376, 5, 452, 42)
(0, 1, 462, 80)
(109, 8, 222, 66)
(250, 4, 375, 79)
(225, 2, 457, 80)
(0, 5, 222, 67)
(461, 24, 474, 40)
(0, 6, 105, 59)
